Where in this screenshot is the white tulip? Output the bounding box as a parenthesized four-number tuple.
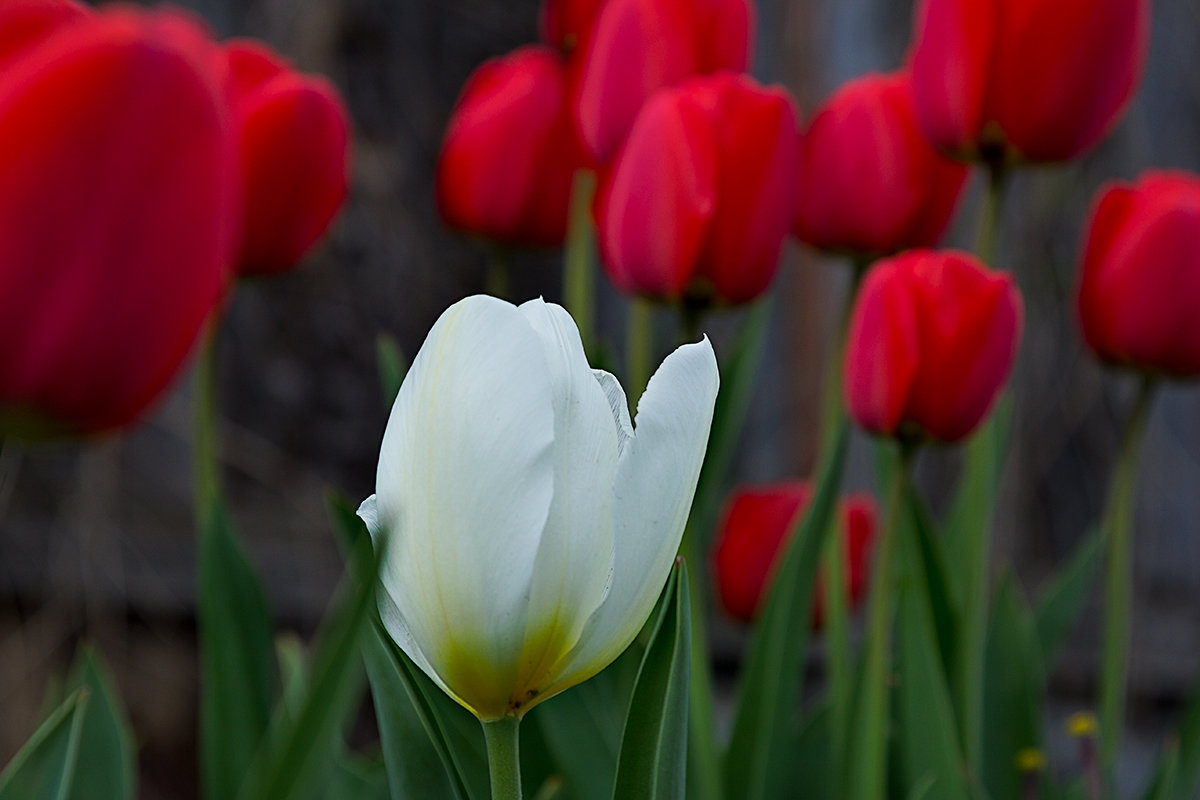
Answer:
(358, 295, 718, 721)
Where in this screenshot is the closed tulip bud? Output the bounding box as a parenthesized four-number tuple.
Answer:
(844, 250, 1022, 442)
(596, 72, 798, 306)
(222, 39, 350, 275)
(793, 71, 967, 257)
(358, 295, 718, 721)
(909, 0, 1149, 164)
(573, 0, 753, 164)
(712, 482, 877, 626)
(436, 46, 583, 249)
(1078, 171, 1200, 376)
(0, 7, 236, 437)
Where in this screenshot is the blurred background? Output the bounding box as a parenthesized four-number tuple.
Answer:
(1, 0, 1199, 797)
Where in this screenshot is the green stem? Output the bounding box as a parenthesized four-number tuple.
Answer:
(482, 716, 523, 800)
(487, 249, 512, 301)
(848, 441, 917, 800)
(682, 532, 722, 800)
(626, 297, 655, 406)
(1099, 376, 1156, 778)
(193, 328, 219, 529)
(976, 162, 1010, 270)
(563, 169, 597, 353)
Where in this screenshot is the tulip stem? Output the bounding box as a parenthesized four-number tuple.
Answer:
(193, 328, 220, 528)
(482, 716, 523, 800)
(976, 162, 1010, 270)
(626, 297, 655, 406)
(564, 169, 597, 354)
(487, 249, 513, 301)
(848, 439, 917, 800)
(1099, 375, 1156, 780)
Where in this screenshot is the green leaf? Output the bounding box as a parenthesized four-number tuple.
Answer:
(1143, 671, 1200, 800)
(534, 645, 641, 800)
(240, 506, 381, 800)
(331, 752, 391, 800)
(376, 334, 407, 410)
(788, 702, 832, 800)
(64, 648, 135, 800)
(724, 417, 849, 800)
(0, 689, 88, 800)
(981, 574, 1044, 800)
(895, 582, 970, 799)
(1034, 530, 1102, 667)
(198, 499, 276, 800)
(905, 487, 960, 676)
(611, 561, 691, 800)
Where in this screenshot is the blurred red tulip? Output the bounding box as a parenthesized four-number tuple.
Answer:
(540, 0, 604, 55)
(1078, 171, 1200, 377)
(572, 0, 753, 164)
(844, 250, 1022, 442)
(595, 72, 798, 306)
(0, 0, 88, 65)
(712, 481, 876, 626)
(436, 45, 583, 248)
(909, 0, 1149, 164)
(223, 39, 350, 275)
(793, 71, 967, 257)
(0, 6, 237, 436)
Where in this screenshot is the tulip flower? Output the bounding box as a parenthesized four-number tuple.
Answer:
(1078, 171, 1200, 377)
(844, 250, 1023, 442)
(572, 0, 754, 163)
(436, 45, 584, 248)
(908, 0, 1149, 164)
(222, 39, 351, 275)
(0, 0, 88, 64)
(793, 71, 967, 257)
(595, 72, 798, 306)
(712, 481, 876, 626)
(358, 295, 718, 721)
(0, 6, 236, 437)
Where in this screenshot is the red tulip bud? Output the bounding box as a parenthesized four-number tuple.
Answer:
(909, 0, 1149, 164)
(793, 71, 967, 257)
(573, 0, 753, 164)
(0, 6, 237, 436)
(595, 72, 798, 306)
(222, 39, 350, 275)
(1078, 171, 1200, 377)
(712, 482, 877, 626)
(436, 45, 584, 248)
(844, 250, 1022, 442)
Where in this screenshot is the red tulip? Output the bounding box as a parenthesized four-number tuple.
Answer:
(909, 0, 1149, 164)
(793, 71, 968, 257)
(0, 6, 237, 436)
(844, 250, 1022, 442)
(222, 39, 350, 275)
(436, 45, 583, 248)
(572, 0, 753, 164)
(595, 72, 798, 306)
(1078, 171, 1200, 376)
(0, 0, 88, 65)
(540, 0, 604, 54)
(712, 481, 876, 626)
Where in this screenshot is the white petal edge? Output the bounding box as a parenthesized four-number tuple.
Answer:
(548, 336, 719, 691)
(513, 299, 618, 690)
(373, 295, 557, 716)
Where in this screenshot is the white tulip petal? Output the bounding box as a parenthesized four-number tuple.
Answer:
(374, 295, 557, 717)
(550, 337, 719, 688)
(514, 300, 618, 696)
(591, 368, 633, 456)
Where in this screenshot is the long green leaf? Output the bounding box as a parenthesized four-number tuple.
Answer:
(376, 334, 407, 410)
(981, 574, 1044, 800)
(0, 689, 89, 800)
(1034, 530, 1102, 667)
(789, 702, 832, 800)
(65, 648, 135, 800)
(611, 561, 691, 800)
(534, 644, 641, 800)
(240, 505, 381, 800)
(1143, 671, 1200, 800)
(896, 583, 971, 799)
(724, 417, 849, 800)
(199, 499, 276, 800)
(906, 488, 960, 676)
